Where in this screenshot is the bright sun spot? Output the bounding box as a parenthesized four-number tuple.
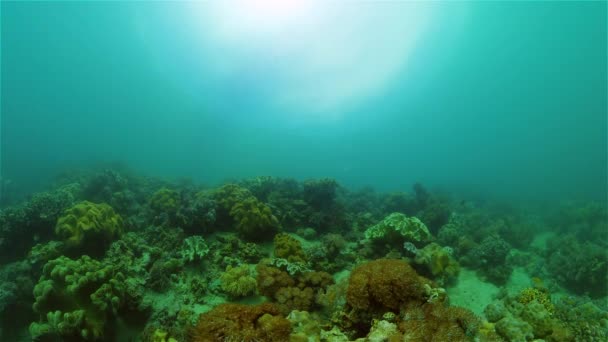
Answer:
(187, 1, 438, 119)
(232, 0, 315, 33)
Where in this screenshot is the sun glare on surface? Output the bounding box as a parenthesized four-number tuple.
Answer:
(182, 1, 440, 118)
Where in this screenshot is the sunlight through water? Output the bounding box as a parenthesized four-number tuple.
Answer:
(190, 1, 438, 119)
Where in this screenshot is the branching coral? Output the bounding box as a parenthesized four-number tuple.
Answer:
(190, 303, 292, 342)
(55, 201, 123, 255)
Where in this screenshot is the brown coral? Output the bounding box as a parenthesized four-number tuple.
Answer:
(230, 196, 280, 241)
(256, 261, 334, 314)
(256, 262, 295, 298)
(346, 259, 431, 312)
(190, 303, 292, 342)
(273, 233, 307, 263)
(399, 303, 480, 341)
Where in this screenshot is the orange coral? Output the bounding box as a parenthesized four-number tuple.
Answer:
(190, 303, 292, 342)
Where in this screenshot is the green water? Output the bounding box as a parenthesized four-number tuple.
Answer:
(1, 2, 606, 342)
(2, 1, 606, 201)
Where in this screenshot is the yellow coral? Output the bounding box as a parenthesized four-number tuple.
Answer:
(518, 287, 554, 314)
(152, 329, 178, 342)
(55, 201, 123, 249)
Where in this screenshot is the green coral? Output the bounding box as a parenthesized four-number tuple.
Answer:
(413, 242, 459, 283)
(30, 255, 129, 340)
(212, 184, 280, 240)
(230, 196, 280, 241)
(214, 184, 252, 212)
(220, 265, 257, 298)
(55, 201, 123, 253)
(152, 329, 178, 342)
(179, 236, 209, 263)
(149, 188, 180, 215)
(28, 240, 65, 266)
(364, 212, 432, 245)
(273, 233, 307, 263)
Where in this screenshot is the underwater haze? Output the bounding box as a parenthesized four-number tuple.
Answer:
(2, 2, 608, 342)
(2, 1, 606, 201)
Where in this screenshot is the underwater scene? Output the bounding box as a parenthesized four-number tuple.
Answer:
(1, 1, 607, 342)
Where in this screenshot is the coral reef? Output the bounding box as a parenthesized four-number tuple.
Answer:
(362, 212, 433, 258)
(179, 236, 209, 263)
(346, 259, 431, 314)
(345, 259, 479, 339)
(30, 255, 139, 341)
(212, 183, 281, 241)
(364, 212, 433, 246)
(413, 242, 460, 284)
(149, 188, 180, 215)
(482, 286, 592, 342)
(463, 234, 513, 285)
(219, 265, 257, 298)
(0, 184, 79, 263)
(273, 233, 307, 263)
(301, 178, 348, 231)
(55, 201, 123, 255)
(256, 261, 334, 314)
(553, 295, 608, 341)
(230, 196, 281, 241)
(149, 188, 181, 225)
(190, 303, 292, 341)
(546, 234, 608, 297)
(175, 191, 216, 233)
(0, 169, 606, 342)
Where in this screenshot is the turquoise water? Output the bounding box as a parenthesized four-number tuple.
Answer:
(1, 2, 606, 341)
(3, 1, 606, 200)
